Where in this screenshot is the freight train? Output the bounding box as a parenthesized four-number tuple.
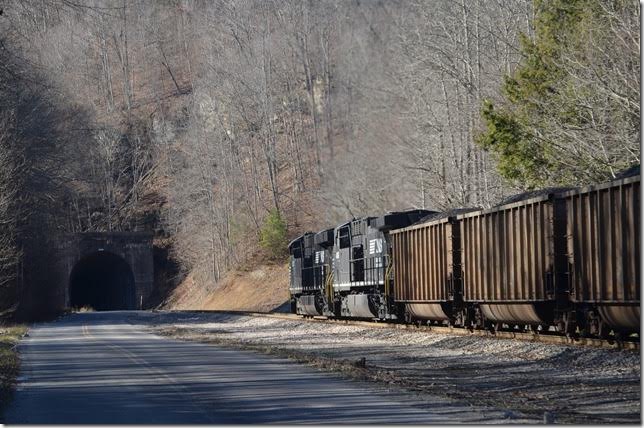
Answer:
(288, 173, 640, 339)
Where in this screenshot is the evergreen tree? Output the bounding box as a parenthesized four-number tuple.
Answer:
(259, 209, 288, 260)
(478, 0, 639, 188)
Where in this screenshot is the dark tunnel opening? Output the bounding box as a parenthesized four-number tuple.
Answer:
(69, 251, 136, 311)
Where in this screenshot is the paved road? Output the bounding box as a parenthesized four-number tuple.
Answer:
(6, 312, 523, 424)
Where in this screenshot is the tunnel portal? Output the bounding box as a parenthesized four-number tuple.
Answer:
(44, 232, 155, 313)
(69, 251, 136, 311)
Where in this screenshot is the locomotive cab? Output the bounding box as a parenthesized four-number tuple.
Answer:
(312, 228, 335, 316)
(331, 209, 433, 319)
(288, 233, 314, 314)
(289, 229, 336, 316)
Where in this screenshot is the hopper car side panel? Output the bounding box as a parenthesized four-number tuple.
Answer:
(564, 176, 640, 332)
(391, 218, 460, 322)
(458, 196, 567, 326)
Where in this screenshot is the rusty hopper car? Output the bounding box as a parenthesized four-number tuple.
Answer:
(391, 215, 461, 324)
(390, 209, 480, 325)
(457, 194, 568, 329)
(562, 174, 640, 336)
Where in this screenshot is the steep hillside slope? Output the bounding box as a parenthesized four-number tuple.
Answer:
(162, 263, 290, 313)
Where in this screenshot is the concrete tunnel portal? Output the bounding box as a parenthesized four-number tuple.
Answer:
(46, 232, 155, 313)
(69, 251, 136, 311)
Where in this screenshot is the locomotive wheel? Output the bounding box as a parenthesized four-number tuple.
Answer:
(333, 299, 342, 318)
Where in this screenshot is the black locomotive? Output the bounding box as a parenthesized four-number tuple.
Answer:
(289, 210, 430, 319)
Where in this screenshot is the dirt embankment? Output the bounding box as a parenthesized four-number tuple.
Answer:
(162, 263, 290, 313)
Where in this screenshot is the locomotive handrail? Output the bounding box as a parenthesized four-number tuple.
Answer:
(384, 257, 393, 300)
(325, 268, 334, 303)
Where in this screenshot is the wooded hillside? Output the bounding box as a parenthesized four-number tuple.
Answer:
(0, 0, 639, 314)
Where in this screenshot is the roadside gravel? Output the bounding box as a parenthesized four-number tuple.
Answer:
(132, 311, 640, 424)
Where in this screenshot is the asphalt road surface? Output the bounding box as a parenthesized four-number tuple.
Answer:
(5, 311, 527, 424)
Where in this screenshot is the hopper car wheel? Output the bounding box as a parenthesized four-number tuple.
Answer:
(598, 321, 611, 341)
(583, 309, 608, 339)
(555, 320, 565, 334)
(613, 331, 624, 345)
(403, 308, 413, 325)
(472, 306, 486, 331)
(454, 311, 466, 329)
(463, 309, 475, 332)
(566, 315, 578, 338)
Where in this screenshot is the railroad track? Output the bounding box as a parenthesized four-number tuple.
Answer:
(155, 309, 639, 351)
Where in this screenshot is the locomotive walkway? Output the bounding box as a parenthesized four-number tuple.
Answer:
(4, 312, 534, 424)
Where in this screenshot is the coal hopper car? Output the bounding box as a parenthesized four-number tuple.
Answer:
(456, 193, 569, 330)
(561, 174, 640, 337)
(390, 210, 477, 325)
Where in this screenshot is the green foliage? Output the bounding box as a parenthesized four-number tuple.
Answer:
(478, 0, 588, 188)
(477, 102, 550, 188)
(259, 209, 288, 260)
(504, 0, 589, 107)
(477, 0, 637, 188)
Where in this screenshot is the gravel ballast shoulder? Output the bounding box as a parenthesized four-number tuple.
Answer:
(133, 311, 640, 424)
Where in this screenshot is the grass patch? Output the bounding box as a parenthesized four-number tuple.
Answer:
(0, 324, 27, 421)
